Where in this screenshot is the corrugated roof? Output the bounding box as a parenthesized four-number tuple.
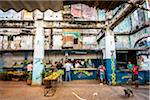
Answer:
(0, 0, 63, 12)
(0, 0, 127, 12)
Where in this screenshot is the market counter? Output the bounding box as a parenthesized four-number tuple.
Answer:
(116, 69, 149, 85)
(71, 68, 97, 80)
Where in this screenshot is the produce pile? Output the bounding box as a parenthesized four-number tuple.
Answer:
(57, 70, 64, 75)
(7, 71, 25, 75)
(42, 70, 52, 78)
(44, 70, 64, 80)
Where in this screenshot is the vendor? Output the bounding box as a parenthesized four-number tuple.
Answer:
(88, 59, 94, 68)
(127, 61, 133, 71)
(12, 62, 19, 67)
(75, 60, 81, 68)
(56, 61, 63, 69)
(27, 61, 33, 72)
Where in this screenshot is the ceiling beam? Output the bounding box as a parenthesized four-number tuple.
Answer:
(115, 23, 150, 36)
(109, 0, 145, 30)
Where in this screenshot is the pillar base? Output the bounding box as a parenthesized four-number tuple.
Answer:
(105, 59, 116, 85)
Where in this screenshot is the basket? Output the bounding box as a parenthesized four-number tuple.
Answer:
(43, 79, 57, 88)
(43, 79, 57, 97)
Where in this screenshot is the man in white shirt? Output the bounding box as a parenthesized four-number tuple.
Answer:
(63, 60, 73, 81)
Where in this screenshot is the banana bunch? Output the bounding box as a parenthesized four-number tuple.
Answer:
(12, 71, 24, 75)
(57, 70, 64, 75)
(44, 72, 60, 80)
(7, 71, 13, 74)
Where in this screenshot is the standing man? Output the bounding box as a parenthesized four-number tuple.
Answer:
(133, 64, 139, 88)
(63, 60, 73, 81)
(127, 61, 133, 71)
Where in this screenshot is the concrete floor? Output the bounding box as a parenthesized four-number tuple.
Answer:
(0, 81, 149, 100)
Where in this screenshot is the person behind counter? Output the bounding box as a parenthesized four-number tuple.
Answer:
(56, 61, 63, 69)
(63, 60, 73, 81)
(75, 60, 81, 68)
(88, 59, 94, 68)
(27, 61, 33, 72)
(127, 61, 133, 71)
(12, 62, 19, 68)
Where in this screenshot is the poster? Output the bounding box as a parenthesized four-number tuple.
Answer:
(71, 4, 82, 18)
(82, 4, 98, 20)
(63, 29, 81, 39)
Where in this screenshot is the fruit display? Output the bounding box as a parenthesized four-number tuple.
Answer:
(7, 71, 24, 75)
(57, 70, 64, 75)
(13, 71, 24, 75)
(44, 72, 59, 80)
(42, 70, 52, 78)
(7, 71, 13, 74)
(44, 69, 65, 80)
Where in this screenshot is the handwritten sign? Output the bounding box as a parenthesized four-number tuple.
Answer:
(73, 70, 93, 78)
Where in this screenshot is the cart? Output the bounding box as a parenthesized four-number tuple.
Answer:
(43, 78, 57, 97)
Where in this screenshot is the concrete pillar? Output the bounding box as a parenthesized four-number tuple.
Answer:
(32, 20, 44, 85)
(105, 28, 117, 85)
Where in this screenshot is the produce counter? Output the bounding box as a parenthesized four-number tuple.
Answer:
(70, 68, 97, 80)
(0, 71, 27, 81)
(116, 69, 149, 85)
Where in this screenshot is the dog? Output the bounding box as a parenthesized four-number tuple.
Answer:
(124, 88, 134, 97)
